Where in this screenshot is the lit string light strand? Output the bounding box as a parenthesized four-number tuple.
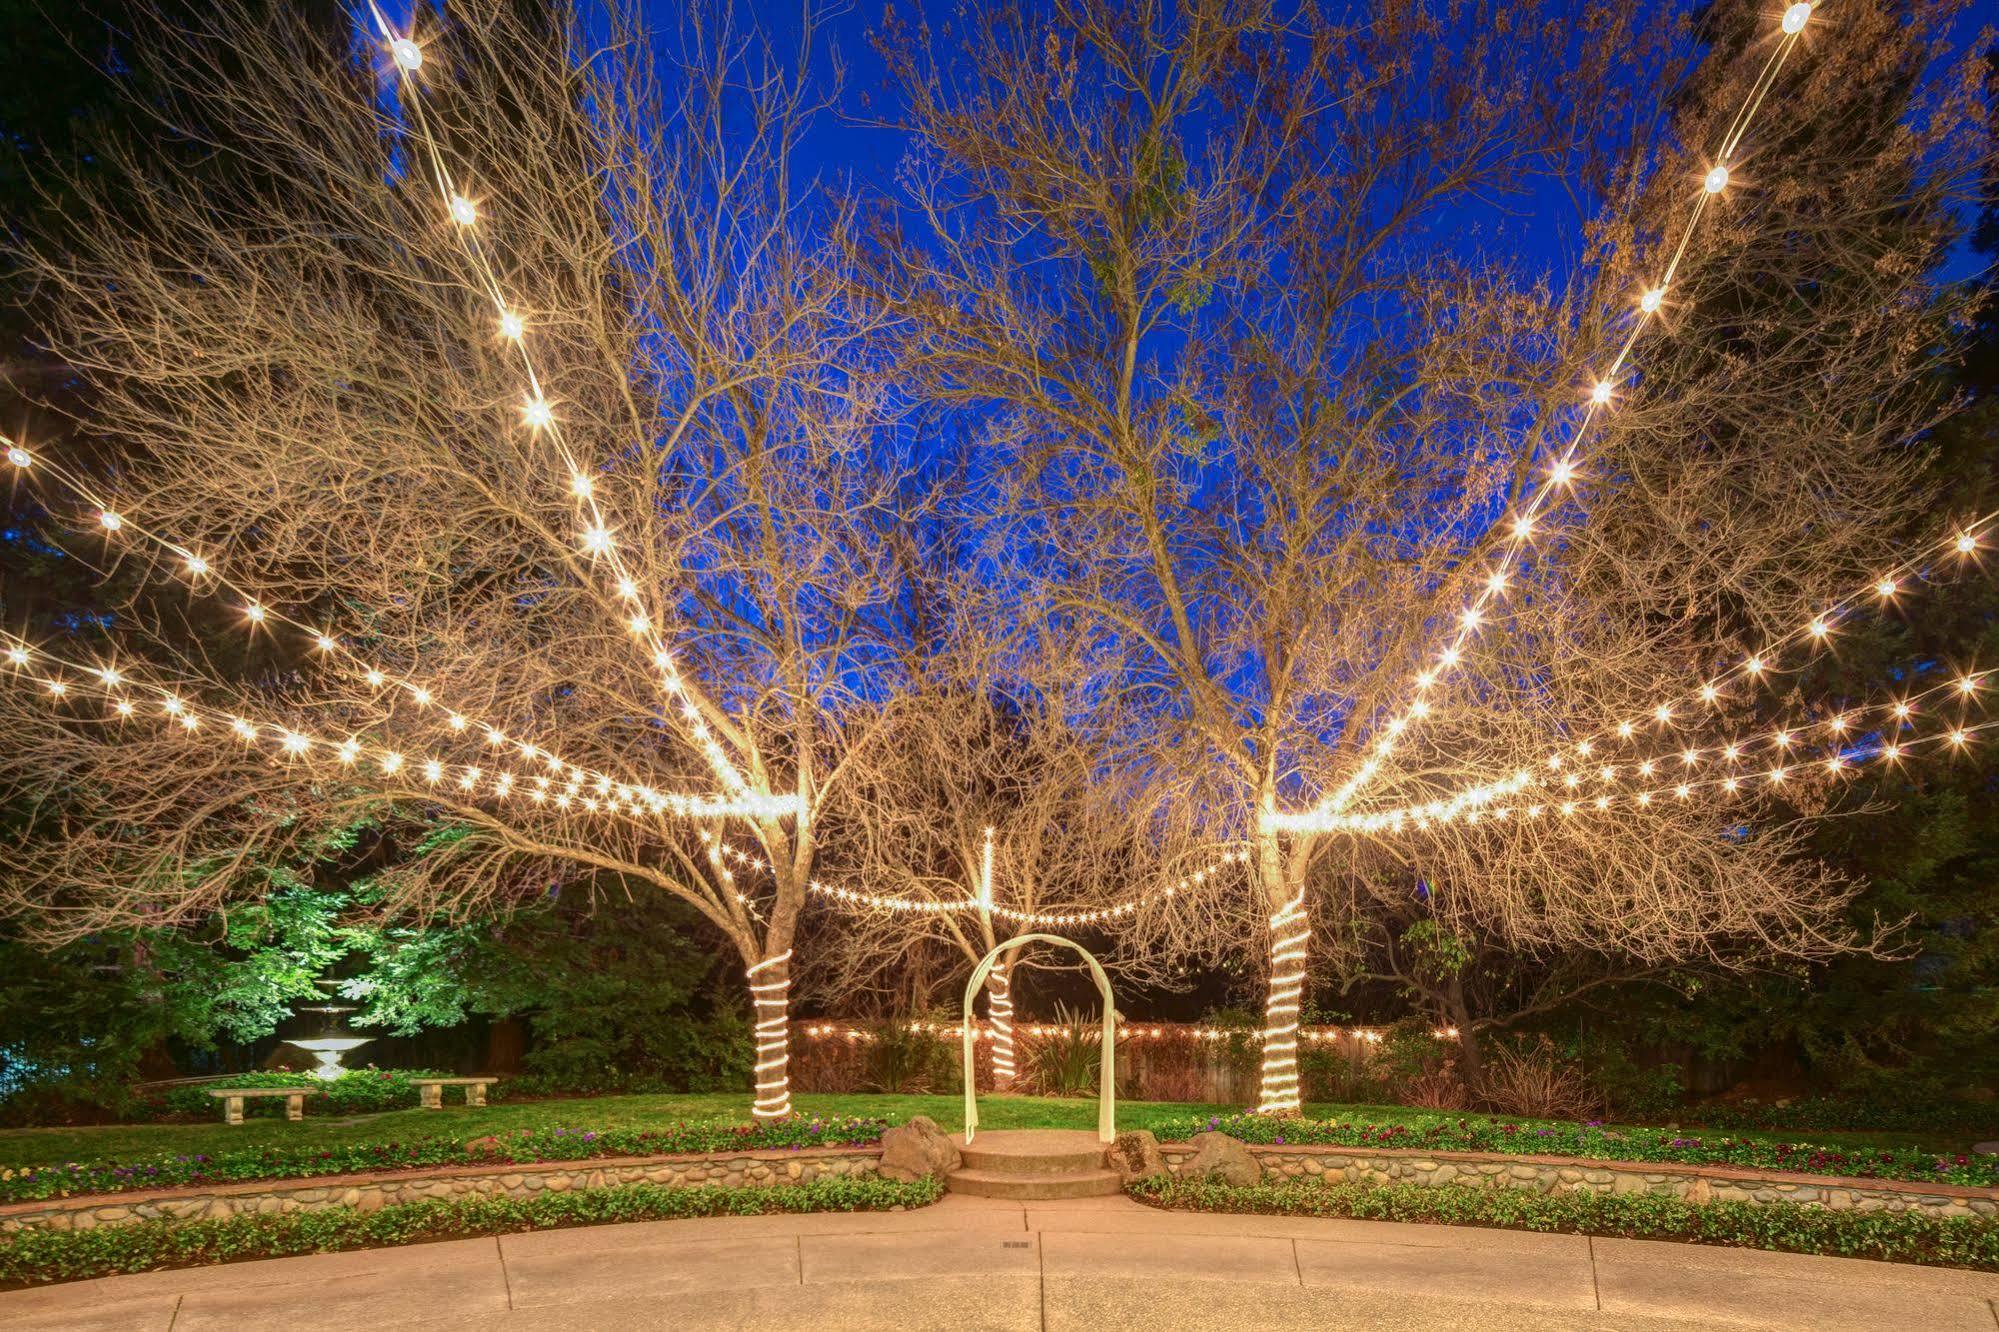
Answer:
(1310, 1, 1825, 820)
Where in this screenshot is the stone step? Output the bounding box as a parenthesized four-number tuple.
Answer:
(943, 1167, 1126, 1200)
(952, 1129, 1108, 1176)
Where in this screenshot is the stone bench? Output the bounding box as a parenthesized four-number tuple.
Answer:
(411, 1076, 499, 1109)
(208, 1086, 323, 1126)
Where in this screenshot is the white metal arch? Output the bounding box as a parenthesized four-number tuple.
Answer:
(962, 933, 1116, 1144)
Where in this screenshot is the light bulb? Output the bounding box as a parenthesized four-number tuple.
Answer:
(1682, 749, 1699, 766)
(1549, 460, 1574, 485)
(499, 311, 524, 340)
(1459, 608, 1481, 628)
(617, 578, 639, 599)
(412, 687, 432, 706)
(1438, 646, 1459, 667)
(1485, 571, 1508, 593)
(96, 667, 120, 685)
(245, 603, 266, 623)
(1876, 577, 1897, 598)
(46, 679, 66, 696)
(523, 397, 554, 430)
(315, 634, 338, 652)
(1654, 704, 1672, 723)
(5, 446, 29, 468)
(1951, 729, 1970, 747)
(4, 647, 25, 665)
(1746, 656, 1765, 675)
(581, 525, 614, 555)
(1959, 676, 1979, 695)
(570, 472, 592, 497)
(448, 714, 467, 731)
(283, 732, 309, 755)
(1956, 533, 1978, 554)
(1883, 743, 1901, 760)
(114, 699, 134, 717)
(365, 669, 385, 687)
(1639, 287, 1665, 314)
(390, 37, 423, 71)
(450, 195, 478, 227)
(99, 511, 122, 531)
(381, 752, 404, 774)
(1512, 515, 1535, 539)
(1700, 683, 1719, 702)
(1781, 3, 1812, 35)
(1590, 380, 1613, 406)
(1704, 165, 1730, 194)
(185, 554, 208, 576)
(1617, 721, 1633, 738)
(1808, 618, 1829, 638)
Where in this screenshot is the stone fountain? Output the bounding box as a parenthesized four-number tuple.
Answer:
(286, 979, 373, 1081)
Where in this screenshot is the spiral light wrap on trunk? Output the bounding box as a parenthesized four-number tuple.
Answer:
(986, 960, 1015, 1089)
(748, 950, 793, 1118)
(1257, 893, 1310, 1114)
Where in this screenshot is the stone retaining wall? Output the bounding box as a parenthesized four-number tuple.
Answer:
(1156, 1142, 1999, 1220)
(0, 1147, 882, 1234)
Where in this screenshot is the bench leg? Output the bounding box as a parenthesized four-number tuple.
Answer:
(223, 1095, 244, 1126)
(286, 1093, 306, 1122)
(420, 1084, 442, 1110)
(466, 1083, 487, 1108)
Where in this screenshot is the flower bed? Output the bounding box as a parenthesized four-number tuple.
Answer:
(0, 1175, 942, 1288)
(0, 1115, 886, 1204)
(1130, 1175, 1999, 1271)
(1150, 1113, 1999, 1188)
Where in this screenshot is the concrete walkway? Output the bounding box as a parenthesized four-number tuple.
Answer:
(4, 1193, 1997, 1331)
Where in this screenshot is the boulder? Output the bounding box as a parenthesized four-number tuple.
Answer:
(876, 1115, 962, 1182)
(1183, 1131, 1262, 1187)
(1105, 1130, 1167, 1184)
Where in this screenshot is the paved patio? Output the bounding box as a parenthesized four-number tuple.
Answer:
(3, 1193, 1996, 1331)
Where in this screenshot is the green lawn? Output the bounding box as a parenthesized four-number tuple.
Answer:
(0, 1091, 1971, 1170)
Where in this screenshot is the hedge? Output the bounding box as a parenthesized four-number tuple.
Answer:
(1149, 1112, 1999, 1188)
(0, 1115, 888, 1204)
(1130, 1174, 1999, 1271)
(0, 1174, 942, 1287)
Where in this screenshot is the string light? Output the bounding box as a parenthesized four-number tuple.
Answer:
(448, 194, 477, 227)
(1273, 511, 1999, 835)
(366, 7, 758, 803)
(803, 847, 1251, 927)
(389, 37, 423, 71)
(1, 434, 772, 826)
(1782, 3, 1814, 35)
(1297, 7, 1823, 822)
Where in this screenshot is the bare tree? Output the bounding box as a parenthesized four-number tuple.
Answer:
(806, 582, 1226, 1084)
(0, 0, 915, 1117)
(873, 0, 1989, 1110)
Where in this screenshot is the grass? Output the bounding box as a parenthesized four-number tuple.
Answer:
(0, 1091, 1976, 1173)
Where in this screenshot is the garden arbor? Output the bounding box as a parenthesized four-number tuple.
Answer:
(961, 935, 1117, 1145)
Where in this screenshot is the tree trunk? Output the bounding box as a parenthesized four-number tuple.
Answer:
(1446, 983, 1483, 1102)
(747, 948, 794, 1119)
(1256, 889, 1311, 1114)
(985, 957, 1016, 1092)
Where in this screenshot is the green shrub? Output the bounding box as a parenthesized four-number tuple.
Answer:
(0, 1114, 889, 1203)
(1147, 1112, 1999, 1188)
(1023, 1003, 1101, 1098)
(1129, 1174, 1999, 1271)
(0, 1175, 942, 1287)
